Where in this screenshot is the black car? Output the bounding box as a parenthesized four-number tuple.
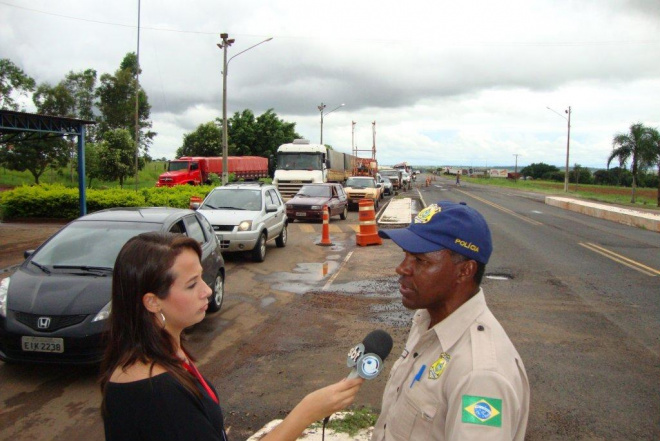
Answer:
(285, 183, 348, 222)
(0, 208, 225, 365)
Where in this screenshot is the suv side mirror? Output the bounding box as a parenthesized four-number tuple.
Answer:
(266, 204, 278, 213)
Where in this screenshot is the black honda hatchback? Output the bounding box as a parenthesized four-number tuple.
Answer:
(0, 208, 225, 365)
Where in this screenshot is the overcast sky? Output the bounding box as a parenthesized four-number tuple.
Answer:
(2, 0, 659, 168)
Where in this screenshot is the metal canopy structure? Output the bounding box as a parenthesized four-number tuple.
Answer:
(0, 109, 97, 217)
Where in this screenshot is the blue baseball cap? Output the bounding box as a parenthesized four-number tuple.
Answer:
(378, 201, 492, 264)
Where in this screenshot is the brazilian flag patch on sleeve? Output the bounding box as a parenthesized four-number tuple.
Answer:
(461, 395, 502, 427)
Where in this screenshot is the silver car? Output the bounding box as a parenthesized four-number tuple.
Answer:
(378, 175, 394, 195)
(196, 183, 288, 262)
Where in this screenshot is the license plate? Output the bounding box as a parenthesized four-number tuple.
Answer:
(296, 212, 306, 216)
(21, 336, 64, 353)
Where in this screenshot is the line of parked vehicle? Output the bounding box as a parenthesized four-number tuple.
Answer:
(0, 176, 408, 365)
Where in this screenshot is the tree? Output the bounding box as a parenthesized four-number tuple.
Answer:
(84, 143, 102, 188)
(227, 109, 258, 156)
(96, 53, 155, 152)
(570, 164, 593, 185)
(638, 127, 660, 206)
(63, 69, 98, 142)
(0, 58, 36, 111)
(33, 77, 85, 183)
(33, 82, 76, 116)
(253, 109, 301, 158)
(593, 167, 632, 186)
(0, 136, 69, 184)
(520, 162, 559, 180)
(96, 129, 144, 188)
(608, 123, 657, 203)
(176, 122, 222, 158)
(176, 109, 300, 174)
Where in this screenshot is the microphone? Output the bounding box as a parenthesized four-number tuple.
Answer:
(322, 330, 394, 435)
(346, 330, 393, 380)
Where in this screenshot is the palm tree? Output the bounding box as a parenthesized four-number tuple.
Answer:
(607, 123, 656, 203)
(639, 127, 660, 207)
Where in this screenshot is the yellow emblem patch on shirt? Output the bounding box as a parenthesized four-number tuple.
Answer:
(428, 352, 451, 380)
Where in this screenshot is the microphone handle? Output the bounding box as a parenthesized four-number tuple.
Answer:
(347, 368, 360, 380)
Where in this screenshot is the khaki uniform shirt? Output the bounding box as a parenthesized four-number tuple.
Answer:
(371, 290, 529, 441)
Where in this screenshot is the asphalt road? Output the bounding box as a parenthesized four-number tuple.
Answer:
(0, 178, 658, 440)
(420, 177, 660, 440)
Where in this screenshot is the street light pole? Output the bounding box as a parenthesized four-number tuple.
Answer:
(318, 103, 344, 145)
(351, 121, 356, 153)
(513, 154, 520, 174)
(565, 106, 571, 193)
(217, 34, 272, 185)
(547, 106, 572, 192)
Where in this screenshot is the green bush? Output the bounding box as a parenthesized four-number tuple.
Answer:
(542, 171, 565, 182)
(0, 184, 219, 220)
(141, 185, 215, 209)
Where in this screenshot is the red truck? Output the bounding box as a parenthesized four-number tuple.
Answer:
(156, 156, 268, 187)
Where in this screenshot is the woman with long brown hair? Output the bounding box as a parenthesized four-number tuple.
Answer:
(100, 232, 362, 441)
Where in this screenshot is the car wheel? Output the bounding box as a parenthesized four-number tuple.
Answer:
(207, 271, 224, 313)
(340, 205, 348, 220)
(287, 217, 295, 223)
(276, 223, 287, 248)
(374, 198, 379, 210)
(252, 232, 267, 262)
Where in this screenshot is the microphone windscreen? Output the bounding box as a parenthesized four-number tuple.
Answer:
(362, 330, 393, 361)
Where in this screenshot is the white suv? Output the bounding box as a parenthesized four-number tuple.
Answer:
(197, 183, 287, 262)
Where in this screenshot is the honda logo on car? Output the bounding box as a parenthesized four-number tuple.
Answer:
(37, 317, 51, 329)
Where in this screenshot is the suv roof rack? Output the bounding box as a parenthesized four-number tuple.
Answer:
(225, 181, 265, 187)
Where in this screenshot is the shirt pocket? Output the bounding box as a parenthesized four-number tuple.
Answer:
(387, 387, 439, 439)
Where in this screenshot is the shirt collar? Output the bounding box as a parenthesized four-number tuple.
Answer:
(413, 288, 487, 352)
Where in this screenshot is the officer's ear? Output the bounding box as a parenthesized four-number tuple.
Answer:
(456, 259, 478, 284)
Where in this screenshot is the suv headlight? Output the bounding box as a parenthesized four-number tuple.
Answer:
(0, 278, 9, 318)
(311, 205, 322, 210)
(238, 220, 252, 231)
(92, 301, 111, 322)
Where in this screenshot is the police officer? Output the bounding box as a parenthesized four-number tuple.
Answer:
(372, 201, 529, 441)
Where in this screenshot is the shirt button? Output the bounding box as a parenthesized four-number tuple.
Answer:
(477, 325, 485, 331)
(413, 352, 419, 358)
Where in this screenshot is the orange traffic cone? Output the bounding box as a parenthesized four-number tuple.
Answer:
(190, 196, 202, 209)
(317, 205, 333, 246)
(356, 199, 382, 246)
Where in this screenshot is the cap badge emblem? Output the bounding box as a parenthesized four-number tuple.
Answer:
(415, 204, 441, 224)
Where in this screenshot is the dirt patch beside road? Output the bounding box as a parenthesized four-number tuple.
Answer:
(0, 221, 67, 272)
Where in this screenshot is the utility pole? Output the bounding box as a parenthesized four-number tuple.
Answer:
(217, 34, 271, 185)
(134, 0, 141, 191)
(513, 153, 520, 183)
(564, 106, 571, 192)
(513, 154, 520, 173)
(351, 121, 356, 154)
(546, 105, 572, 192)
(318, 103, 326, 145)
(218, 33, 234, 185)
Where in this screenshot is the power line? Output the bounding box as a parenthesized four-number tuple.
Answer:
(2, 1, 659, 46)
